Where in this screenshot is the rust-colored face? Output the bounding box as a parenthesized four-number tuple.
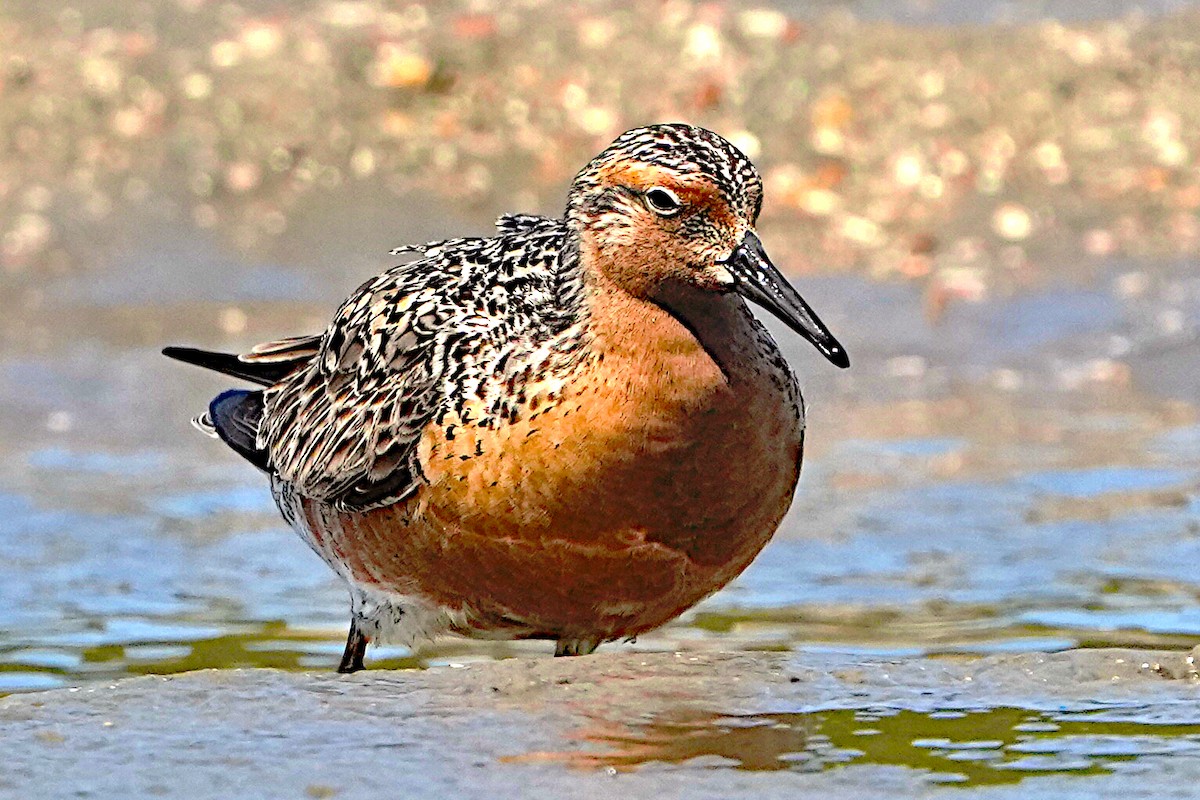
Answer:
(568, 124, 849, 368)
(580, 160, 748, 297)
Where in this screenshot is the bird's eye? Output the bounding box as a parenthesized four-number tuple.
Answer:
(644, 187, 683, 216)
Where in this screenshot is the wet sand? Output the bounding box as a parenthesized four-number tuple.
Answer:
(3, 649, 1200, 798)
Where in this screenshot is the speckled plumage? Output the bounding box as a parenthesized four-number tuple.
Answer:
(166, 123, 848, 671)
(257, 214, 588, 511)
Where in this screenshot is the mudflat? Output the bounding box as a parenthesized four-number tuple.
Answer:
(3, 648, 1199, 798)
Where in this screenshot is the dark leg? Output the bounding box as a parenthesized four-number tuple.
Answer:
(337, 620, 368, 673)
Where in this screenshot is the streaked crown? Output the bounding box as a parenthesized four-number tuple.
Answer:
(567, 123, 763, 226)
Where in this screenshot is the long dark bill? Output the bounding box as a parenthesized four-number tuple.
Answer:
(722, 231, 850, 368)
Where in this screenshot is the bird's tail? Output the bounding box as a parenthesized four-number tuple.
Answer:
(164, 336, 321, 471)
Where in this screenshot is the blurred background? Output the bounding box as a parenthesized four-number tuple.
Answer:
(1, 0, 1198, 695)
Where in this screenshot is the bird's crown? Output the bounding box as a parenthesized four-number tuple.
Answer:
(567, 123, 763, 225)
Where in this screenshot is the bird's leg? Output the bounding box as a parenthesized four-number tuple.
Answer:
(554, 638, 600, 657)
(337, 619, 369, 673)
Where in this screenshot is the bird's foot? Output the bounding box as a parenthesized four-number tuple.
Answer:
(554, 638, 600, 657)
(337, 622, 369, 673)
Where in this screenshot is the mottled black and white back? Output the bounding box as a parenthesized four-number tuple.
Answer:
(262, 217, 592, 510)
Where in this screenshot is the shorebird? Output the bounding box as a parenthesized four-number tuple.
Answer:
(165, 123, 848, 672)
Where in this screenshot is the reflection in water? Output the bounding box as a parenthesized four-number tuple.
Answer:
(509, 706, 1200, 785)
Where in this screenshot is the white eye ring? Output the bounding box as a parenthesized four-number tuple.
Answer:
(644, 186, 683, 216)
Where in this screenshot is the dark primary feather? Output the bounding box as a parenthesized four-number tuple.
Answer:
(162, 336, 321, 386)
(162, 346, 292, 386)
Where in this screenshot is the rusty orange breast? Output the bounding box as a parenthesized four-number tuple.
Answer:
(328, 282, 804, 642)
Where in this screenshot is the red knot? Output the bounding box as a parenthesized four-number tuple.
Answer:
(165, 123, 849, 672)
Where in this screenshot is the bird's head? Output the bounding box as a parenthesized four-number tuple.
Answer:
(567, 123, 848, 368)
